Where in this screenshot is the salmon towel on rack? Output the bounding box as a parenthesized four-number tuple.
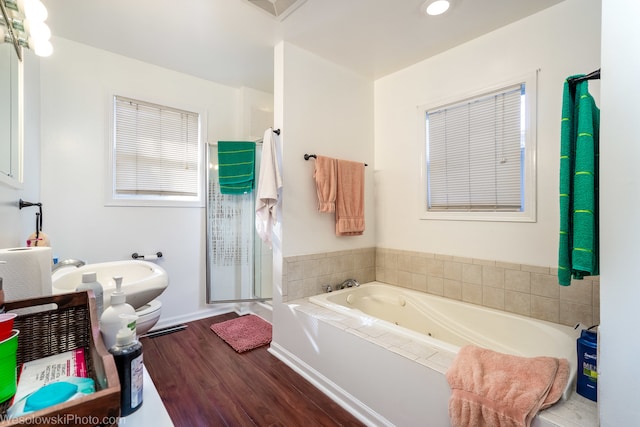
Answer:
(335, 159, 365, 236)
(313, 156, 337, 213)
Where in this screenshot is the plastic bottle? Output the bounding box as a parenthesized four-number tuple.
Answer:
(76, 272, 104, 317)
(100, 276, 135, 350)
(109, 314, 143, 416)
(576, 327, 598, 402)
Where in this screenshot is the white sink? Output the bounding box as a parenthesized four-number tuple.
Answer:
(52, 260, 169, 310)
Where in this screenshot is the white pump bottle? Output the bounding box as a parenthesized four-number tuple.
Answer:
(100, 276, 135, 350)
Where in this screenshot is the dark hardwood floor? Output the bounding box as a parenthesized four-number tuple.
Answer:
(141, 313, 365, 427)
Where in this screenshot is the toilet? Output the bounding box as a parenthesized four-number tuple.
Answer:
(135, 299, 162, 336)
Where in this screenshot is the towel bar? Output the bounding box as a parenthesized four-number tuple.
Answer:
(304, 154, 367, 167)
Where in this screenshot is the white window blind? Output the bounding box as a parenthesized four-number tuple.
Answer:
(426, 84, 524, 212)
(113, 95, 200, 198)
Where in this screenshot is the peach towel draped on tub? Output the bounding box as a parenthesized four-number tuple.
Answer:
(445, 345, 569, 427)
(335, 159, 365, 236)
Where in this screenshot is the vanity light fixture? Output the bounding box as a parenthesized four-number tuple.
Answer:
(0, 0, 52, 60)
(423, 0, 451, 16)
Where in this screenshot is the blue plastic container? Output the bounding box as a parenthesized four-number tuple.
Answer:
(576, 329, 598, 401)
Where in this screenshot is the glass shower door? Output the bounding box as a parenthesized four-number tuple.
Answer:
(206, 143, 272, 303)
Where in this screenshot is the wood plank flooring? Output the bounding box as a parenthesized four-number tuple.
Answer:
(141, 313, 365, 427)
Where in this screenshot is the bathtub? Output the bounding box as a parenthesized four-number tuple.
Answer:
(309, 281, 578, 399)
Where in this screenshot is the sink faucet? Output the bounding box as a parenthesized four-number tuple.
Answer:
(337, 279, 359, 290)
(51, 259, 86, 272)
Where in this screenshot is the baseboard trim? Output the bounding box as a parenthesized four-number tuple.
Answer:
(267, 341, 393, 427)
(152, 305, 233, 331)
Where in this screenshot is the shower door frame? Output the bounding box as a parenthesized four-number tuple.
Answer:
(205, 142, 272, 304)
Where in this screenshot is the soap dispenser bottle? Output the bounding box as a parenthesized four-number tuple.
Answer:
(76, 272, 104, 316)
(100, 276, 135, 350)
(109, 314, 143, 416)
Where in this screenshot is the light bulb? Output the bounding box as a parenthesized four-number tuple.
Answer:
(30, 37, 52, 57)
(26, 20, 51, 40)
(425, 0, 450, 16)
(23, 0, 48, 22)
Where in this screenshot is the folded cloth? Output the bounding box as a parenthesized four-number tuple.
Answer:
(217, 141, 256, 194)
(313, 156, 337, 213)
(446, 345, 569, 427)
(255, 128, 282, 247)
(335, 159, 365, 236)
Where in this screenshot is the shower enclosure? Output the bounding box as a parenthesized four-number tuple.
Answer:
(206, 142, 272, 303)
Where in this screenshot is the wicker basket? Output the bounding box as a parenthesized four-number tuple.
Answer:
(0, 292, 120, 426)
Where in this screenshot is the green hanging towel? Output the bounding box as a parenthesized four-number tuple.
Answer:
(217, 141, 256, 195)
(558, 76, 600, 286)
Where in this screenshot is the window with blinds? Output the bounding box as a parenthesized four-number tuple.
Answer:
(111, 95, 202, 205)
(421, 76, 537, 222)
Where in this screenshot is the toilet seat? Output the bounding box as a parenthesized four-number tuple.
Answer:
(135, 299, 162, 316)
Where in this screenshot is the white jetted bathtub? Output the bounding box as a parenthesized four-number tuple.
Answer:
(309, 281, 578, 399)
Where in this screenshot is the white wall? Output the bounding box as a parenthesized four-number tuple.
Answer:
(599, 0, 640, 424)
(374, 0, 601, 267)
(38, 37, 271, 326)
(276, 42, 376, 258)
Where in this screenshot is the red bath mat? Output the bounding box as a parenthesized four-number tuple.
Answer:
(210, 315, 272, 353)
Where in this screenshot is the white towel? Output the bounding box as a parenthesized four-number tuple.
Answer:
(255, 128, 282, 247)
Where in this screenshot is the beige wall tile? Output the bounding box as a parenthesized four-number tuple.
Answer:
(398, 253, 412, 272)
(559, 300, 594, 327)
(412, 274, 428, 293)
(462, 282, 482, 305)
(398, 270, 412, 288)
(505, 269, 531, 293)
(462, 264, 482, 285)
(482, 266, 505, 289)
(522, 265, 550, 274)
(443, 279, 462, 300)
(444, 261, 462, 281)
(426, 259, 444, 277)
(531, 273, 560, 298)
(427, 276, 444, 296)
(411, 256, 428, 275)
(384, 252, 398, 270)
(496, 261, 521, 270)
(288, 261, 304, 281)
(473, 259, 495, 266)
(559, 280, 593, 306)
(531, 295, 559, 323)
(482, 287, 505, 310)
(505, 290, 531, 316)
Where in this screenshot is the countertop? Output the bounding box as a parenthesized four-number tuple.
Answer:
(119, 367, 173, 426)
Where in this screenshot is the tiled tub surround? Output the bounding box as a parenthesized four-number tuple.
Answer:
(282, 248, 376, 301)
(375, 248, 600, 328)
(281, 298, 598, 427)
(281, 247, 600, 328)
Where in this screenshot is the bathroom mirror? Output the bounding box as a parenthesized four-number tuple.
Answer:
(0, 42, 22, 188)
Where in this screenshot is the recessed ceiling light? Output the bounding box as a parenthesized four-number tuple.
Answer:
(424, 0, 451, 16)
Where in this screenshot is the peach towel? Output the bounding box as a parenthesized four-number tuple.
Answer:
(336, 159, 365, 236)
(446, 345, 569, 427)
(313, 156, 337, 213)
